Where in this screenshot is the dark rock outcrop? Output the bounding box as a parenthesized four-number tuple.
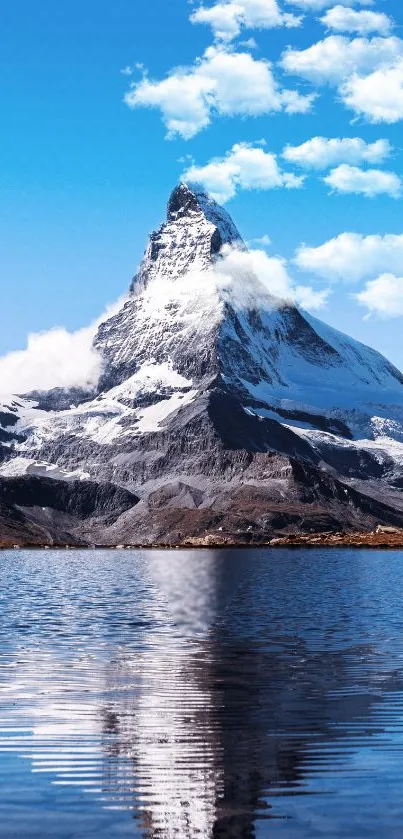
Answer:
(0, 475, 139, 546)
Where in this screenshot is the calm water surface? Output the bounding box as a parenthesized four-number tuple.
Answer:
(1, 548, 403, 838)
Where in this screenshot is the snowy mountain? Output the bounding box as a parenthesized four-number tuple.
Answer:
(1, 183, 403, 545)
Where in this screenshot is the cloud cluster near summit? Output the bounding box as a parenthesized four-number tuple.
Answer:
(184, 142, 305, 203)
(204, 244, 330, 312)
(184, 137, 400, 202)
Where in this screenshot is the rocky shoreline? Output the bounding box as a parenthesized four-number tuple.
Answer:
(2, 528, 403, 550)
(182, 529, 403, 548)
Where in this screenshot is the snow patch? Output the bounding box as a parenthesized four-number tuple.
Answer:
(0, 457, 90, 481)
(135, 390, 198, 433)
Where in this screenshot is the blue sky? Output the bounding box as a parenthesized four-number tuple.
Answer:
(2, 0, 403, 373)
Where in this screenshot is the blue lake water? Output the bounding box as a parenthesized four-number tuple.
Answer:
(1, 548, 403, 837)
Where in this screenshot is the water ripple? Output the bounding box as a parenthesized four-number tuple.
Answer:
(1, 548, 403, 837)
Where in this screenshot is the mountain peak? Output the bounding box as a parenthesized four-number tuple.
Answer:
(167, 183, 206, 221)
(3, 186, 403, 545)
(167, 181, 243, 249)
(128, 183, 244, 296)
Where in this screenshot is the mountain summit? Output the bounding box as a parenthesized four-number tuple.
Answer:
(1, 185, 403, 545)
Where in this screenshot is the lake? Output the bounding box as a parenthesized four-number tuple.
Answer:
(1, 548, 403, 838)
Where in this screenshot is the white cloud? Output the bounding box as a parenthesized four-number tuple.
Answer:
(190, 0, 302, 41)
(281, 33, 403, 123)
(124, 46, 315, 139)
(283, 12, 302, 27)
(282, 136, 391, 169)
(356, 274, 403, 317)
(239, 37, 258, 49)
(279, 88, 317, 113)
(323, 164, 402, 198)
(342, 57, 403, 122)
(280, 35, 403, 85)
(294, 233, 403, 283)
(293, 284, 331, 309)
(321, 6, 393, 36)
(120, 65, 133, 76)
(183, 142, 305, 203)
(125, 65, 214, 140)
(250, 234, 272, 246)
(144, 242, 329, 313)
(215, 245, 329, 310)
(287, 0, 373, 10)
(190, 2, 245, 40)
(0, 298, 126, 396)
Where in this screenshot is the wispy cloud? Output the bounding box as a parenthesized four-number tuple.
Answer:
(249, 234, 272, 247)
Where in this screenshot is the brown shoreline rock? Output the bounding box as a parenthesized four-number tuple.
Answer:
(2, 528, 403, 550)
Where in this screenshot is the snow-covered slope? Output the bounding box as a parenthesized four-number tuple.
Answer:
(220, 302, 403, 442)
(94, 183, 242, 392)
(94, 183, 403, 425)
(1, 183, 402, 540)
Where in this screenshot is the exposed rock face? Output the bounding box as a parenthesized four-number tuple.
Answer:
(0, 475, 138, 546)
(1, 183, 403, 545)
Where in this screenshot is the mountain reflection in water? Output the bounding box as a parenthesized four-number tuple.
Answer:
(1, 548, 403, 838)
